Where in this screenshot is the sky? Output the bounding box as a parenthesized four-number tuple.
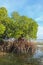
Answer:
(0, 0, 43, 39)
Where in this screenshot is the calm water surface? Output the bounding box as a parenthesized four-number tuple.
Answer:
(18, 44, 43, 65)
(0, 44, 43, 65)
(13, 44, 43, 65)
(27, 44, 43, 65)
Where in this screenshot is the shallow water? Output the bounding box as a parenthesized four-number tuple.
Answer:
(0, 44, 43, 65)
(33, 45, 43, 58)
(20, 44, 43, 65)
(27, 44, 43, 65)
(14, 44, 43, 65)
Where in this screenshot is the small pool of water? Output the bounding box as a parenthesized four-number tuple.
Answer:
(27, 45, 43, 65)
(33, 45, 43, 58)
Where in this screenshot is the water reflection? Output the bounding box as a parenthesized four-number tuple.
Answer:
(23, 44, 43, 65)
(31, 45, 43, 65)
(15, 44, 43, 65)
(0, 44, 43, 65)
(17, 45, 43, 65)
(33, 48, 43, 58)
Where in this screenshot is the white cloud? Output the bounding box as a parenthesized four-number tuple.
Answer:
(35, 16, 43, 21)
(37, 26, 43, 39)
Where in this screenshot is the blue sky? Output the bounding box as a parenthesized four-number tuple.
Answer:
(0, 0, 43, 39)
